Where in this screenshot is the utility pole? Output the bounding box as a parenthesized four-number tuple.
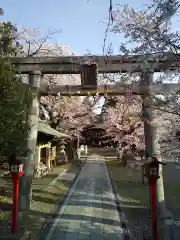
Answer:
(140, 69, 172, 239)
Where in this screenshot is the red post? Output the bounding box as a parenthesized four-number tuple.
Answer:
(149, 179, 158, 240)
(11, 176, 20, 233)
(9, 160, 24, 234)
(144, 159, 165, 240)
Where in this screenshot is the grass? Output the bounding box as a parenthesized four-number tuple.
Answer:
(97, 147, 180, 216)
(16, 180, 71, 239)
(17, 160, 81, 239)
(106, 158, 152, 240)
(106, 159, 149, 205)
(162, 164, 180, 220)
(88, 147, 118, 157)
(0, 177, 12, 235)
(105, 156, 180, 238)
(0, 159, 83, 239)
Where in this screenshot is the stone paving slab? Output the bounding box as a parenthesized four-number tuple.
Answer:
(57, 172, 76, 181)
(40, 157, 127, 240)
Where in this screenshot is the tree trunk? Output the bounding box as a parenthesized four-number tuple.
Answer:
(72, 139, 78, 161)
(76, 137, 81, 165)
(141, 166, 145, 184)
(65, 141, 73, 162)
(121, 149, 128, 167)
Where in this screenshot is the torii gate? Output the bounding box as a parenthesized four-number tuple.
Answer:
(9, 54, 179, 223)
(10, 54, 180, 96)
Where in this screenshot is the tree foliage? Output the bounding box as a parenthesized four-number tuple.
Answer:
(112, 0, 180, 114)
(41, 95, 95, 138)
(101, 95, 144, 150)
(0, 21, 32, 158)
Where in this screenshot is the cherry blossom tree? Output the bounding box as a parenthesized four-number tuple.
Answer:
(111, 0, 180, 111)
(107, 0, 180, 154)
(44, 95, 95, 161)
(108, 0, 180, 226)
(101, 94, 144, 163)
(15, 27, 98, 161)
(41, 95, 94, 135)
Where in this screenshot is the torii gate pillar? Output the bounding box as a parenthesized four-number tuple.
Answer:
(141, 69, 171, 239)
(19, 70, 42, 210)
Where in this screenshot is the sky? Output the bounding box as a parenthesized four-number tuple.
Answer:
(1, 0, 178, 113)
(0, 0, 147, 54)
(0, 0, 149, 113)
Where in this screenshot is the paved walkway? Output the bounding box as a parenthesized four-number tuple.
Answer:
(40, 156, 128, 240)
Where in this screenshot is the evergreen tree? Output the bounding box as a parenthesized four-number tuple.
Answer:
(0, 21, 32, 160)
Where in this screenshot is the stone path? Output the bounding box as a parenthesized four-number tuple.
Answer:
(39, 155, 128, 240)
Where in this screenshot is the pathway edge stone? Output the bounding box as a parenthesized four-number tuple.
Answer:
(39, 158, 87, 240)
(20, 158, 87, 240)
(104, 157, 131, 240)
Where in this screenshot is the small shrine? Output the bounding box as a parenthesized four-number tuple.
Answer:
(34, 121, 70, 179)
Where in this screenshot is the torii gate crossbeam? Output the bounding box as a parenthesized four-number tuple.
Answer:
(6, 53, 180, 74)
(9, 54, 180, 96)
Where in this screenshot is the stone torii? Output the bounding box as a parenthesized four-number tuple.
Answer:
(8, 54, 179, 228)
